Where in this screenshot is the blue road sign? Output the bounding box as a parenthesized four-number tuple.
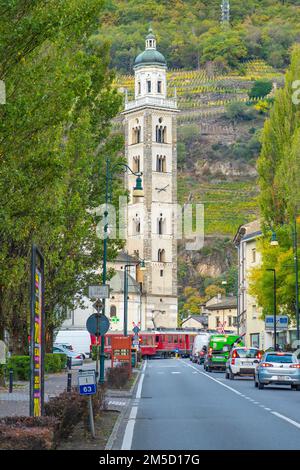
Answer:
(86, 313, 110, 336)
(79, 384, 97, 395)
(78, 370, 97, 395)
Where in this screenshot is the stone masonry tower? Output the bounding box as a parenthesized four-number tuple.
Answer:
(122, 28, 179, 329)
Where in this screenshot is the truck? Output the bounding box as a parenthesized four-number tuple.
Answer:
(190, 332, 211, 364)
(204, 333, 245, 372)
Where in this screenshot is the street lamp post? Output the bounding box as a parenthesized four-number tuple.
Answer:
(267, 268, 277, 350)
(124, 260, 146, 337)
(270, 221, 299, 342)
(292, 216, 300, 341)
(99, 157, 144, 383)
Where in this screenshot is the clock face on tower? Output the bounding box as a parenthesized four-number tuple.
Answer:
(155, 184, 169, 193)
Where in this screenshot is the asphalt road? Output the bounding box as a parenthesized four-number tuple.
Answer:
(116, 358, 300, 450)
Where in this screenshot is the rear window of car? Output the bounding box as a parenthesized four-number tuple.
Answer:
(265, 354, 294, 363)
(234, 348, 258, 358)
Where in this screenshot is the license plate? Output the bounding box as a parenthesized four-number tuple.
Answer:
(276, 375, 290, 381)
(242, 362, 253, 365)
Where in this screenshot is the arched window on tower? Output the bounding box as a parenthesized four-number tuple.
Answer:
(138, 81, 141, 95)
(156, 155, 166, 172)
(133, 214, 141, 235)
(157, 81, 162, 94)
(132, 125, 141, 144)
(110, 305, 117, 318)
(133, 156, 140, 173)
(158, 214, 165, 235)
(158, 249, 166, 263)
(156, 118, 167, 143)
(147, 80, 151, 93)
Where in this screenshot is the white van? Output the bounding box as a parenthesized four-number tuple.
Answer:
(190, 333, 211, 364)
(54, 330, 91, 359)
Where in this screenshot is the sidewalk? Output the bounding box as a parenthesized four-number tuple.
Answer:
(0, 360, 110, 417)
(0, 360, 141, 417)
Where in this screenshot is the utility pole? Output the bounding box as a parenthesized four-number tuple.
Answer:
(221, 0, 230, 25)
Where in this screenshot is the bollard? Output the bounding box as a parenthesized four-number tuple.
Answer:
(9, 369, 13, 393)
(67, 356, 72, 370)
(67, 372, 72, 392)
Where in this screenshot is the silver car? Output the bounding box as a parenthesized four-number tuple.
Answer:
(254, 351, 300, 390)
(53, 345, 83, 367)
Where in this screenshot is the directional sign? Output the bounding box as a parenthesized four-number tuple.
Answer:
(89, 285, 110, 300)
(86, 314, 110, 336)
(265, 315, 289, 330)
(78, 370, 96, 395)
(92, 299, 103, 313)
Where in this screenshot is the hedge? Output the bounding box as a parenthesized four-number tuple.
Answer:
(0, 416, 59, 450)
(5, 353, 67, 380)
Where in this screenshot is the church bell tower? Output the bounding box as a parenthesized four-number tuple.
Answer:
(122, 28, 179, 329)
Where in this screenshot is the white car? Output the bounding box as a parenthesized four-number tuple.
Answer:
(225, 347, 261, 380)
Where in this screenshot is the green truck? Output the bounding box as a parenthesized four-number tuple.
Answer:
(204, 334, 245, 372)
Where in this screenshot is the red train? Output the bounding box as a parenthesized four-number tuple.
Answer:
(90, 330, 200, 358)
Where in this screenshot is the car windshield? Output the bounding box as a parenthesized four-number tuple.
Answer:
(234, 348, 258, 358)
(265, 354, 294, 363)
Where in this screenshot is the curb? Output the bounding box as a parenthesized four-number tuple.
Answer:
(105, 365, 142, 450)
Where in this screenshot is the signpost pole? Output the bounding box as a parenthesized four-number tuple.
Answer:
(88, 396, 95, 439)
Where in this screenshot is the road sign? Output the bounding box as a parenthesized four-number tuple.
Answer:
(86, 314, 110, 336)
(92, 299, 103, 313)
(132, 325, 140, 334)
(78, 370, 97, 395)
(89, 285, 110, 300)
(265, 315, 289, 330)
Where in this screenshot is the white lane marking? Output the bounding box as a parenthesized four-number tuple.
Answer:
(121, 360, 147, 450)
(182, 362, 242, 396)
(171, 371, 181, 374)
(121, 406, 138, 450)
(182, 361, 300, 432)
(136, 361, 146, 399)
(271, 411, 300, 430)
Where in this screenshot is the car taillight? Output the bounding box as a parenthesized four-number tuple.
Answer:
(260, 363, 273, 368)
(257, 351, 262, 360)
(75, 355, 81, 359)
(231, 359, 235, 365)
(290, 364, 300, 369)
(200, 351, 204, 356)
(232, 350, 239, 359)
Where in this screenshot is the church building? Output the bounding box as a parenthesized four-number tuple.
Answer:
(122, 28, 179, 329)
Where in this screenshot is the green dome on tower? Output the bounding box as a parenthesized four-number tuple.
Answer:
(134, 28, 167, 69)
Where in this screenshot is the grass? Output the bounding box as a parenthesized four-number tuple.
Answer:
(57, 411, 119, 450)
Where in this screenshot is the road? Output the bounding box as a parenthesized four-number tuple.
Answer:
(115, 358, 300, 450)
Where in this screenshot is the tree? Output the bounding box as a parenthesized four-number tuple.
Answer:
(249, 80, 273, 100)
(0, 1, 124, 353)
(257, 45, 300, 227)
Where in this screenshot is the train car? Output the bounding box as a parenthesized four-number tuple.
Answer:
(90, 329, 201, 359)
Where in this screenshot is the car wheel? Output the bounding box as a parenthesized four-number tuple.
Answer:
(229, 370, 235, 380)
(254, 379, 258, 388)
(225, 371, 229, 379)
(258, 380, 264, 389)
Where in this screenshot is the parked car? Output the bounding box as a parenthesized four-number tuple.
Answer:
(54, 342, 73, 352)
(225, 347, 261, 380)
(52, 345, 83, 367)
(254, 351, 300, 390)
(54, 330, 91, 359)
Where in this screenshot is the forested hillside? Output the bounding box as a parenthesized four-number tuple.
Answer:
(98, 0, 300, 319)
(98, 0, 300, 73)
